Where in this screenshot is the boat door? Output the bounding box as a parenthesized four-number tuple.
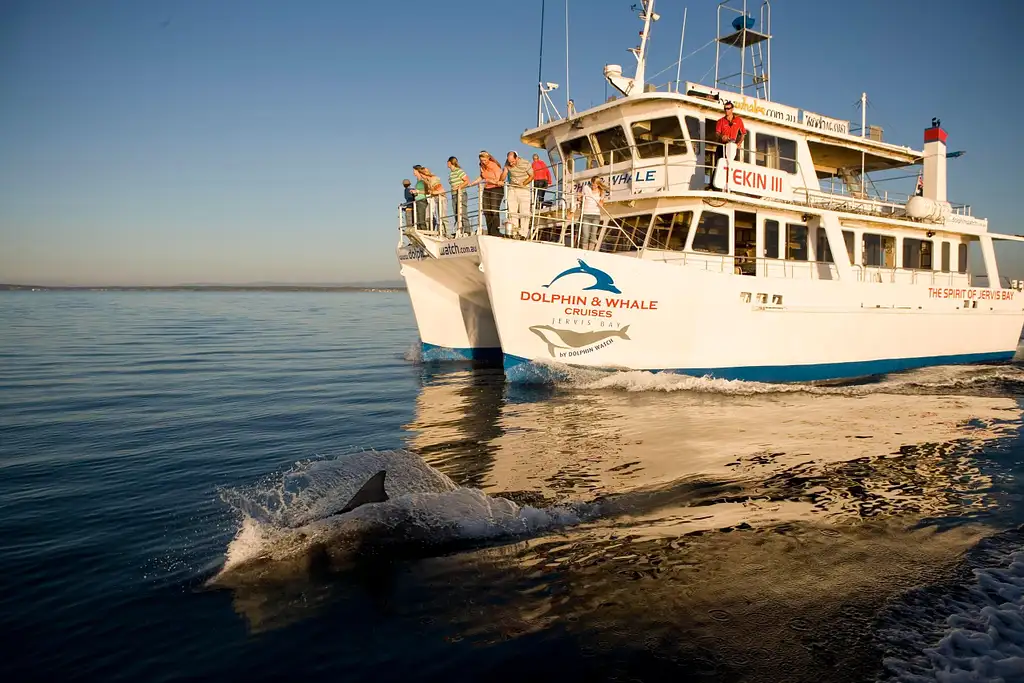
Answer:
(734, 211, 757, 275)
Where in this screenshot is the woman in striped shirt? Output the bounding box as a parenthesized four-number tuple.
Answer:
(447, 157, 470, 236)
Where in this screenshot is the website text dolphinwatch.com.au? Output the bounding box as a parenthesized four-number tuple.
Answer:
(438, 243, 478, 256)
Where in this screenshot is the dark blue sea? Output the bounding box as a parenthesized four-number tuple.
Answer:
(4, 291, 1024, 683)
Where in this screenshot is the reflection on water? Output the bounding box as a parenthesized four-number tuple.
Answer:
(226, 361, 1024, 681)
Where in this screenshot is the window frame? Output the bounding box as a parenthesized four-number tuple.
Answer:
(691, 210, 730, 255)
(754, 132, 798, 174)
(592, 125, 631, 166)
(630, 116, 688, 159)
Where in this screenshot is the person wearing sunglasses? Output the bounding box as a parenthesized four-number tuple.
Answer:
(714, 101, 746, 167)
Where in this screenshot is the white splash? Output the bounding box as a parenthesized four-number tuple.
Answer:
(215, 449, 587, 578)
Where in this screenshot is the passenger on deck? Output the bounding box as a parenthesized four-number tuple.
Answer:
(467, 151, 504, 237)
(411, 166, 429, 230)
(500, 151, 535, 240)
(531, 153, 553, 209)
(401, 179, 416, 228)
(447, 157, 470, 236)
(419, 167, 449, 234)
(577, 177, 605, 251)
(714, 101, 746, 165)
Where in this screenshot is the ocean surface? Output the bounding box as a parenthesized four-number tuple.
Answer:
(4, 291, 1024, 683)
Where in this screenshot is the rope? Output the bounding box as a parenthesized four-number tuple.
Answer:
(646, 38, 717, 83)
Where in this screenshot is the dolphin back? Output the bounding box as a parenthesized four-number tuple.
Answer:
(330, 470, 389, 516)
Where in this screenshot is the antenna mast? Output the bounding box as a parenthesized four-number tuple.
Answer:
(604, 0, 660, 97)
(537, 0, 545, 126)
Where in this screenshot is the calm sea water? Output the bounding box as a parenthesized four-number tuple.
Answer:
(3, 291, 1024, 683)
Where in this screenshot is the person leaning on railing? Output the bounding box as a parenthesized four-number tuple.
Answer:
(710, 101, 746, 189)
(411, 166, 429, 230)
(447, 156, 470, 236)
(500, 151, 535, 240)
(415, 166, 448, 234)
(401, 179, 416, 228)
(466, 151, 504, 237)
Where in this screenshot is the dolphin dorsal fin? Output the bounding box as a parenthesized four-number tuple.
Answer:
(334, 470, 388, 515)
(577, 258, 588, 268)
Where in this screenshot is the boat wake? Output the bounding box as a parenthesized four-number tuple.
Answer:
(211, 449, 587, 585)
(552, 361, 1024, 397)
(876, 526, 1024, 682)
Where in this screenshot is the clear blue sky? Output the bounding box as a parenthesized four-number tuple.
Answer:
(1, 0, 1020, 285)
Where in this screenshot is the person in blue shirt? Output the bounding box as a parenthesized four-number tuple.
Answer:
(402, 179, 416, 228)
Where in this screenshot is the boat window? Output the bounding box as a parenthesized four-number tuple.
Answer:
(648, 211, 693, 251)
(843, 230, 855, 263)
(547, 146, 563, 186)
(561, 136, 598, 172)
(685, 116, 701, 150)
(903, 238, 933, 270)
(692, 211, 730, 254)
(756, 133, 798, 174)
(592, 125, 630, 165)
(786, 224, 808, 261)
(764, 219, 779, 259)
(941, 242, 951, 272)
(631, 116, 687, 159)
(863, 233, 896, 267)
(600, 214, 653, 253)
(958, 243, 968, 273)
(817, 227, 833, 263)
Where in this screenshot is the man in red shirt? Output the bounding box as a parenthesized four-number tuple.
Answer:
(531, 153, 553, 209)
(714, 101, 746, 164)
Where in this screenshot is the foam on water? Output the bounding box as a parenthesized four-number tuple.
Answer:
(402, 340, 422, 363)
(878, 528, 1024, 682)
(560, 362, 1024, 397)
(216, 449, 587, 578)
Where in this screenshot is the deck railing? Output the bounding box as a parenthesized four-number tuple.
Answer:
(396, 144, 977, 285)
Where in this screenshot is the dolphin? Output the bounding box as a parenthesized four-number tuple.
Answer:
(209, 450, 587, 586)
(529, 324, 631, 357)
(542, 259, 621, 294)
(326, 470, 388, 517)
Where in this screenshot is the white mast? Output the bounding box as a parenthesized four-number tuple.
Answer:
(604, 0, 660, 97)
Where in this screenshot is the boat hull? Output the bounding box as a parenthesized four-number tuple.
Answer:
(478, 236, 1024, 383)
(399, 237, 500, 361)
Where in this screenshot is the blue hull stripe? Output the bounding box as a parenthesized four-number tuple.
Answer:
(503, 350, 1017, 384)
(422, 343, 503, 363)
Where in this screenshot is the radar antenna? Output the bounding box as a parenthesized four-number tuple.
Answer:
(604, 0, 660, 98)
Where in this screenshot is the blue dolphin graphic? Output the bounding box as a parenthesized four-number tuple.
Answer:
(542, 259, 621, 294)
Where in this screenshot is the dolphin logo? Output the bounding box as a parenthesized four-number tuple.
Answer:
(528, 324, 631, 357)
(542, 259, 621, 294)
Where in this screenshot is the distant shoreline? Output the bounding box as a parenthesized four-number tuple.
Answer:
(0, 284, 406, 293)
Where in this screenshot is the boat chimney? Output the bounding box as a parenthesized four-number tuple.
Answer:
(922, 118, 947, 202)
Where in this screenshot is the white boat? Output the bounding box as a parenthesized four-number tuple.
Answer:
(401, 0, 1024, 379)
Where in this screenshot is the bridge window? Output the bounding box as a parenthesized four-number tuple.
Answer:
(817, 227, 833, 263)
(764, 219, 779, 258)
(902, 238, 933, 270)
(941, 242, 951, 272)
(600, 214, 653, 253)
(958, 243, 968, 273)
(685, 116, 702, 150)
(786, 223, 808, 261)
(692, 211, 730, 254)
(592, 126, 630, 165)
(755, 133, 798, 174)
(561, 136, 598, 172)
(863, 233, 896, 267)
(648, 211, 693, 251)
(844, 230, 855, 262)
(631, 116, 687, 159)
